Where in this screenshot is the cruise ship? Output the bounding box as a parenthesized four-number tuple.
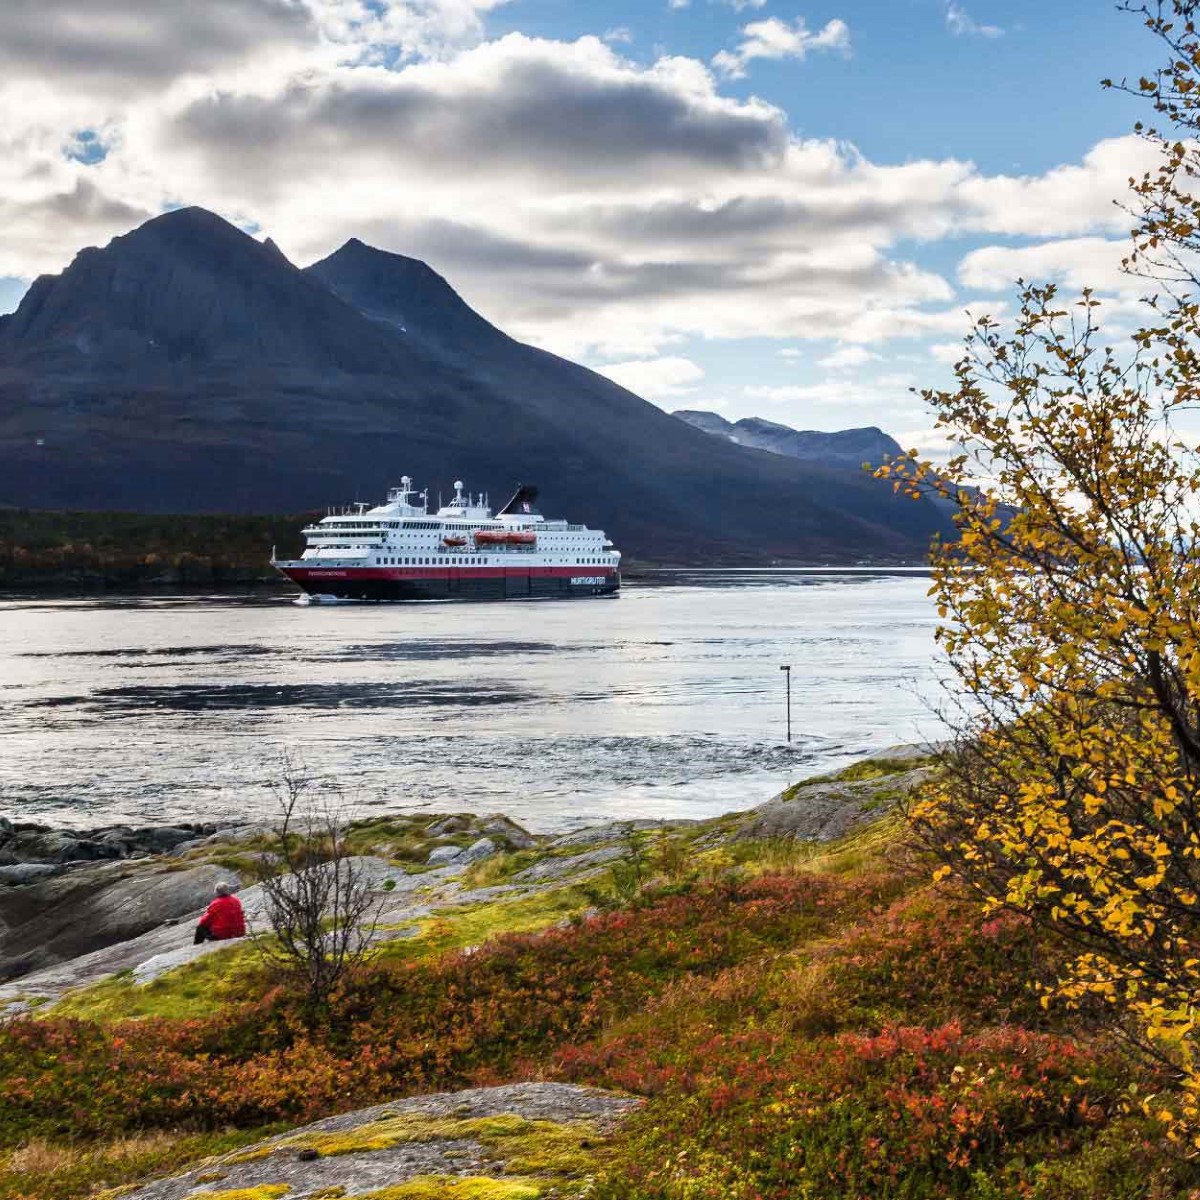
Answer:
(272, 478, 621, 601)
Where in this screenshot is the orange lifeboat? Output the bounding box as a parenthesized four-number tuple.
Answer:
(442, 535, 467, 547)
(474, 530, 537, 547)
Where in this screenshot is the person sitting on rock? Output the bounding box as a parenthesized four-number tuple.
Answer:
(194, 881, 246, 944)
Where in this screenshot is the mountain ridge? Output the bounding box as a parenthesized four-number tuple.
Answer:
(673, 409, 903, 469)
(0, 207, 949, 563)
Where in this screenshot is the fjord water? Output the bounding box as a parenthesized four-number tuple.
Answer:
(0, 572, 940, 832)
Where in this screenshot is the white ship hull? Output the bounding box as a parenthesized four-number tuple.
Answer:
(273, 476, 621, 603)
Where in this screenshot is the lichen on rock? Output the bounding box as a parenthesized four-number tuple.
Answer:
(354, 1179, 541, 1200)
(192, 1187, 291, 1200)
(110, 1084, 640, 1200)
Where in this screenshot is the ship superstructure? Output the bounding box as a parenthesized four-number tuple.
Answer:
(272, 478, 620, 601)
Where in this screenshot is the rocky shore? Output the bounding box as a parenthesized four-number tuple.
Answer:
(0, 818, 245, 879)
(0, 749, 931, 998)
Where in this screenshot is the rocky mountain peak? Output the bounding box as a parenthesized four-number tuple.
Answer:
(306, 238, 498, 351)
(0, 206, 414, 374)
(673, 409, 903, 468)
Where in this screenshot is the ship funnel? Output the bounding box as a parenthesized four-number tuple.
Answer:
(497, 483, 541, 517)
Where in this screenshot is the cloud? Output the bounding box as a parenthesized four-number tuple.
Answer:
(0, 0, 314, 94)
(945, 3, 1002, 39)
(817, 345, 881, 370)
(603, 26, 633, 45)
(0, 5, 1159, 369)
(170, 37, 791, 197)
(713, 16, 850, 79)
(929, 341, 966, 364)
(958, 237, 1133, 294)
(597, 355, 706, 402)
(309, 0, 513, 61)
(0, 178, 151, 279)
(958, 136, 1155, 237)
(742, 373, 915, 410)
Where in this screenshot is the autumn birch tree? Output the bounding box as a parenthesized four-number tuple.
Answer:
(879, 0, 1200, 1147)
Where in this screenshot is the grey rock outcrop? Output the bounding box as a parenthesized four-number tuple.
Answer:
(548, 818, 674, 849)
(426, 815, 472, 837)
(0, 820, 236, 868)
(731, 760, 933, 843)
(512, 845, 626, 885)
(0, 863, 60, 886)
(0, 855, 461, 1010)
(114, 1082, 642, 1200)
(479, 813, 536, 849)
(427, 844, 464, 866)
(0, 862, 237, 982)
(129, 826, 197, 852)
(460, 837, 498, 864)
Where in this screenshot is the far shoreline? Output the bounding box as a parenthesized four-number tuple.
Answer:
(0, 563, 933, 596)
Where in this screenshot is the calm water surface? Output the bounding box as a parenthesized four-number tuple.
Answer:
(0, 571, 943, 832)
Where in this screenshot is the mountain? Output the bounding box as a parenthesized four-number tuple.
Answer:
(0, 208, 950, 562)
(673, 410, 903, 469)
(1, 209, 415, 375)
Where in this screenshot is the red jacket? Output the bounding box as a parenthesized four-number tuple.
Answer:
(197, 893, 246, 940)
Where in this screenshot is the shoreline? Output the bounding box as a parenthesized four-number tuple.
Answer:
(0, 562, 933, 595)
(0, 747, 934, 1000)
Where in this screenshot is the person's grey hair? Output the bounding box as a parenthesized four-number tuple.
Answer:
(214, 881, 232, 897)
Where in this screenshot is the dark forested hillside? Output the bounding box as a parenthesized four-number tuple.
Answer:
(0, 510, 311, 587)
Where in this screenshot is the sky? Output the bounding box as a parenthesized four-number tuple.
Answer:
(0, 0, 1162, 452)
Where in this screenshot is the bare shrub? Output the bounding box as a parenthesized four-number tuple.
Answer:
(252, 758, 383, 1018)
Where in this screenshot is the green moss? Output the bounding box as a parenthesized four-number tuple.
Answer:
(378, 887, 594, 964)
(342, 817, 434, 863)
(356, 1178, 540, 1200)
(804, 814, 907, 875)
(199, 1114, 602, 1200)
(788, 754, 932, 794)
(459, 849, 542, 888)
(50, 940, 265, 1022)
(223, 1145, 275, 1165)
(202, 852, 261, 876)
(344, 815, 525, 865)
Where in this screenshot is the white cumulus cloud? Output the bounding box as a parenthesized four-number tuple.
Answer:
(597, 356, 706, 403)
(713, 16, 850, 79)
(958, 237, 1133, 294)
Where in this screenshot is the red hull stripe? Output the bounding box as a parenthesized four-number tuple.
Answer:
(283, 566, 617, 581)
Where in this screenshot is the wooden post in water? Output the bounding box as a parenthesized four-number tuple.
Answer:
(779, 664, 792, 743)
